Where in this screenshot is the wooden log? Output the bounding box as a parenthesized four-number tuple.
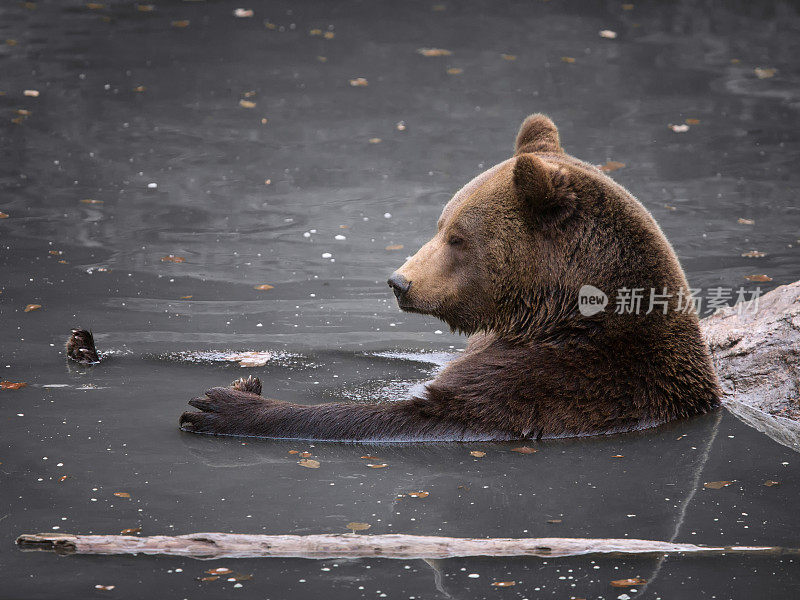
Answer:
(701, 280, 800, 451)
(15, 533, 794, 560)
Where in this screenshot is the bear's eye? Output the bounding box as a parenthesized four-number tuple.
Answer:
(448, 236, 464, 247)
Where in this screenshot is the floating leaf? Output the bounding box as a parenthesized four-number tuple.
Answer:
(469, 450, 486, 457)
(492, 581, 516, 587)
(23, 89, 39, 97)
(323, 31, 334, 39)
(511, 446, 537, 454)
(360, 455, 380, 460)
(685, 118, 701, 125)
(612, 454, 624, 458)
(669, 124, 689, 133)
(385, 244, 404, 250)
(171, 20, 190, 28)
(86, 3, 104, 8)
(737, 218, 755, 225)
(561, 56, 576, 63)
(233, 8, 254, 18)
(309, 28, 322, 36)
(741, 250, 765, 258)
(368, 137, 382, 144)
(180, 295, 193, 299)
(288, 450, 299, 454)
(599, 30, 617, 39)
(200, 576, 219, 582)
(407, 491, 429, 498)
(754, 67, 777, 79)
(81, 198, 103, 204)
(547, 519, 562, 523)
(599, 161, 625, 172)
(298, 451, 312, 458)
(346, 522, 371, 532)
(622, 3, 634, 9)
(1, 381, 27, 390)
(59, 475, 68, 482)
(239, 99, 256, 108)
(446, 67, 463, 75)
(161, 255, 185, 263)
(120, 527, 141, 534)
(24, 304, 41, 312)
(206, 567, 233, 575)
(417, 48, 452, 57)
(94, 585, 115, 591)
(366, 463, 387, 468)
(703, 480, 733, 489)
(0, 212, 8, 218)
(253, 284, 274, 290)
(744, 274, 772, 282)
(501, 53, 517, 61)
(298, 459, 320, 468)
(349, 77, 368, 87)
(113, 492, 131, 498)
(136, 4, 154, 11)
(611, 578, 647, 587)
(764, 480, 780, 487)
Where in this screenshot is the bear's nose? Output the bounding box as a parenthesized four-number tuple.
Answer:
(387, 273, 411, 299)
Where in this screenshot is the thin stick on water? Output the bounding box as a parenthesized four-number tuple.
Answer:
(15, 533, 795, 560)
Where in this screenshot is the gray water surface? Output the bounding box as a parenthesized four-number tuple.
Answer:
(1, 0, 799, 598)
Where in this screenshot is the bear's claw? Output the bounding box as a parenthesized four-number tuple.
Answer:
(231, 375, 262, 395)
(179, 385, 269, 435)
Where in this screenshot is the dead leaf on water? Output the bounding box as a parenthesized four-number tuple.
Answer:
(180, 295, 193, 299)
(288, 450, 299, 454)
(1, 381, 27, 390)
(298, 459, 320, 468)
(86, 3, 104, 9)
(417, 48, 452, 57)
(492, 581, 516, 587)
(346, 522, 371, 532)
(669, 124, 689, 133)
(511, 446, 537, 454)
(120, 527, 141, 534)
(470, 450, 486, 457)
(323, 31, 334, 39)
(113, 492, 131, 498)
(599, 160, 625, 172)
(206, 567, 233, 575)
(744, 274, 772, 282)
(764, 480, 780, 487)
(161, 255, 185, 263)
(561, 56, 576, 63)
(298, 451, 312, 458)
(741, 250, 765, 258)
(171, 20, 190, 28)
(24, 304, 41, 312)
(754, 67, 777, 79)
(233, 8, 254, 18)
(81, 199, 103, 204)
(239, 99, 256, 108)
(200, 576, 219, 582)
(349, 77, 368, 87)
(367, 463, 387, 468)
(253, 284, 274, 290)
(136, 4, 154, 12)
(611, 578, 647, 587)
(0, 212, 8, 218)
(501, 53, 517, 61)
(360, 455, 380, 460)
(385, 244, 404, 250)
(703, 480, 733, 489)
(24, 89, 39, 97)
(369, 137, 382, 144)
(547, 519, 562, 524)
(738, 217, 755, 225)
(407, 491, 429, 498)
(599, 30, 617, 39)
(685, 118, 700, 125)
(94, 585, 115, 591)
(446, 68, 463, 75)
(612, 454, 624, 458)
(133, 85, 145, 92)
(309, 28, 322, 36)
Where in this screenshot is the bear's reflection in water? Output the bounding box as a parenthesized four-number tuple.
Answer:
(180, 409, 725, 597)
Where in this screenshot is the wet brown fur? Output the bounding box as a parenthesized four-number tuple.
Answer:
(180, 114, 721, 442)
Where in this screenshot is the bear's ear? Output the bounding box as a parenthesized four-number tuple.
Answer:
(514, 114, 562, 154)
(513, 154, 575, 224)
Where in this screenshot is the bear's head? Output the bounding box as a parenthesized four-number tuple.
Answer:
(388, 114, 689, 338)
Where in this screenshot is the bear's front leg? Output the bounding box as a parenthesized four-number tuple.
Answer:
(178, 377, 512, 442)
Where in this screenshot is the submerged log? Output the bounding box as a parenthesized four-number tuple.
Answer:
(15, 532, 794, 560)
(701, 280, 800, 451)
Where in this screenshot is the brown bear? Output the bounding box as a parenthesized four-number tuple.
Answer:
(179, 114, 721, 441)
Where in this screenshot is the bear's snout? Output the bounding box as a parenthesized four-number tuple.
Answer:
(387, 273, 411, 300)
